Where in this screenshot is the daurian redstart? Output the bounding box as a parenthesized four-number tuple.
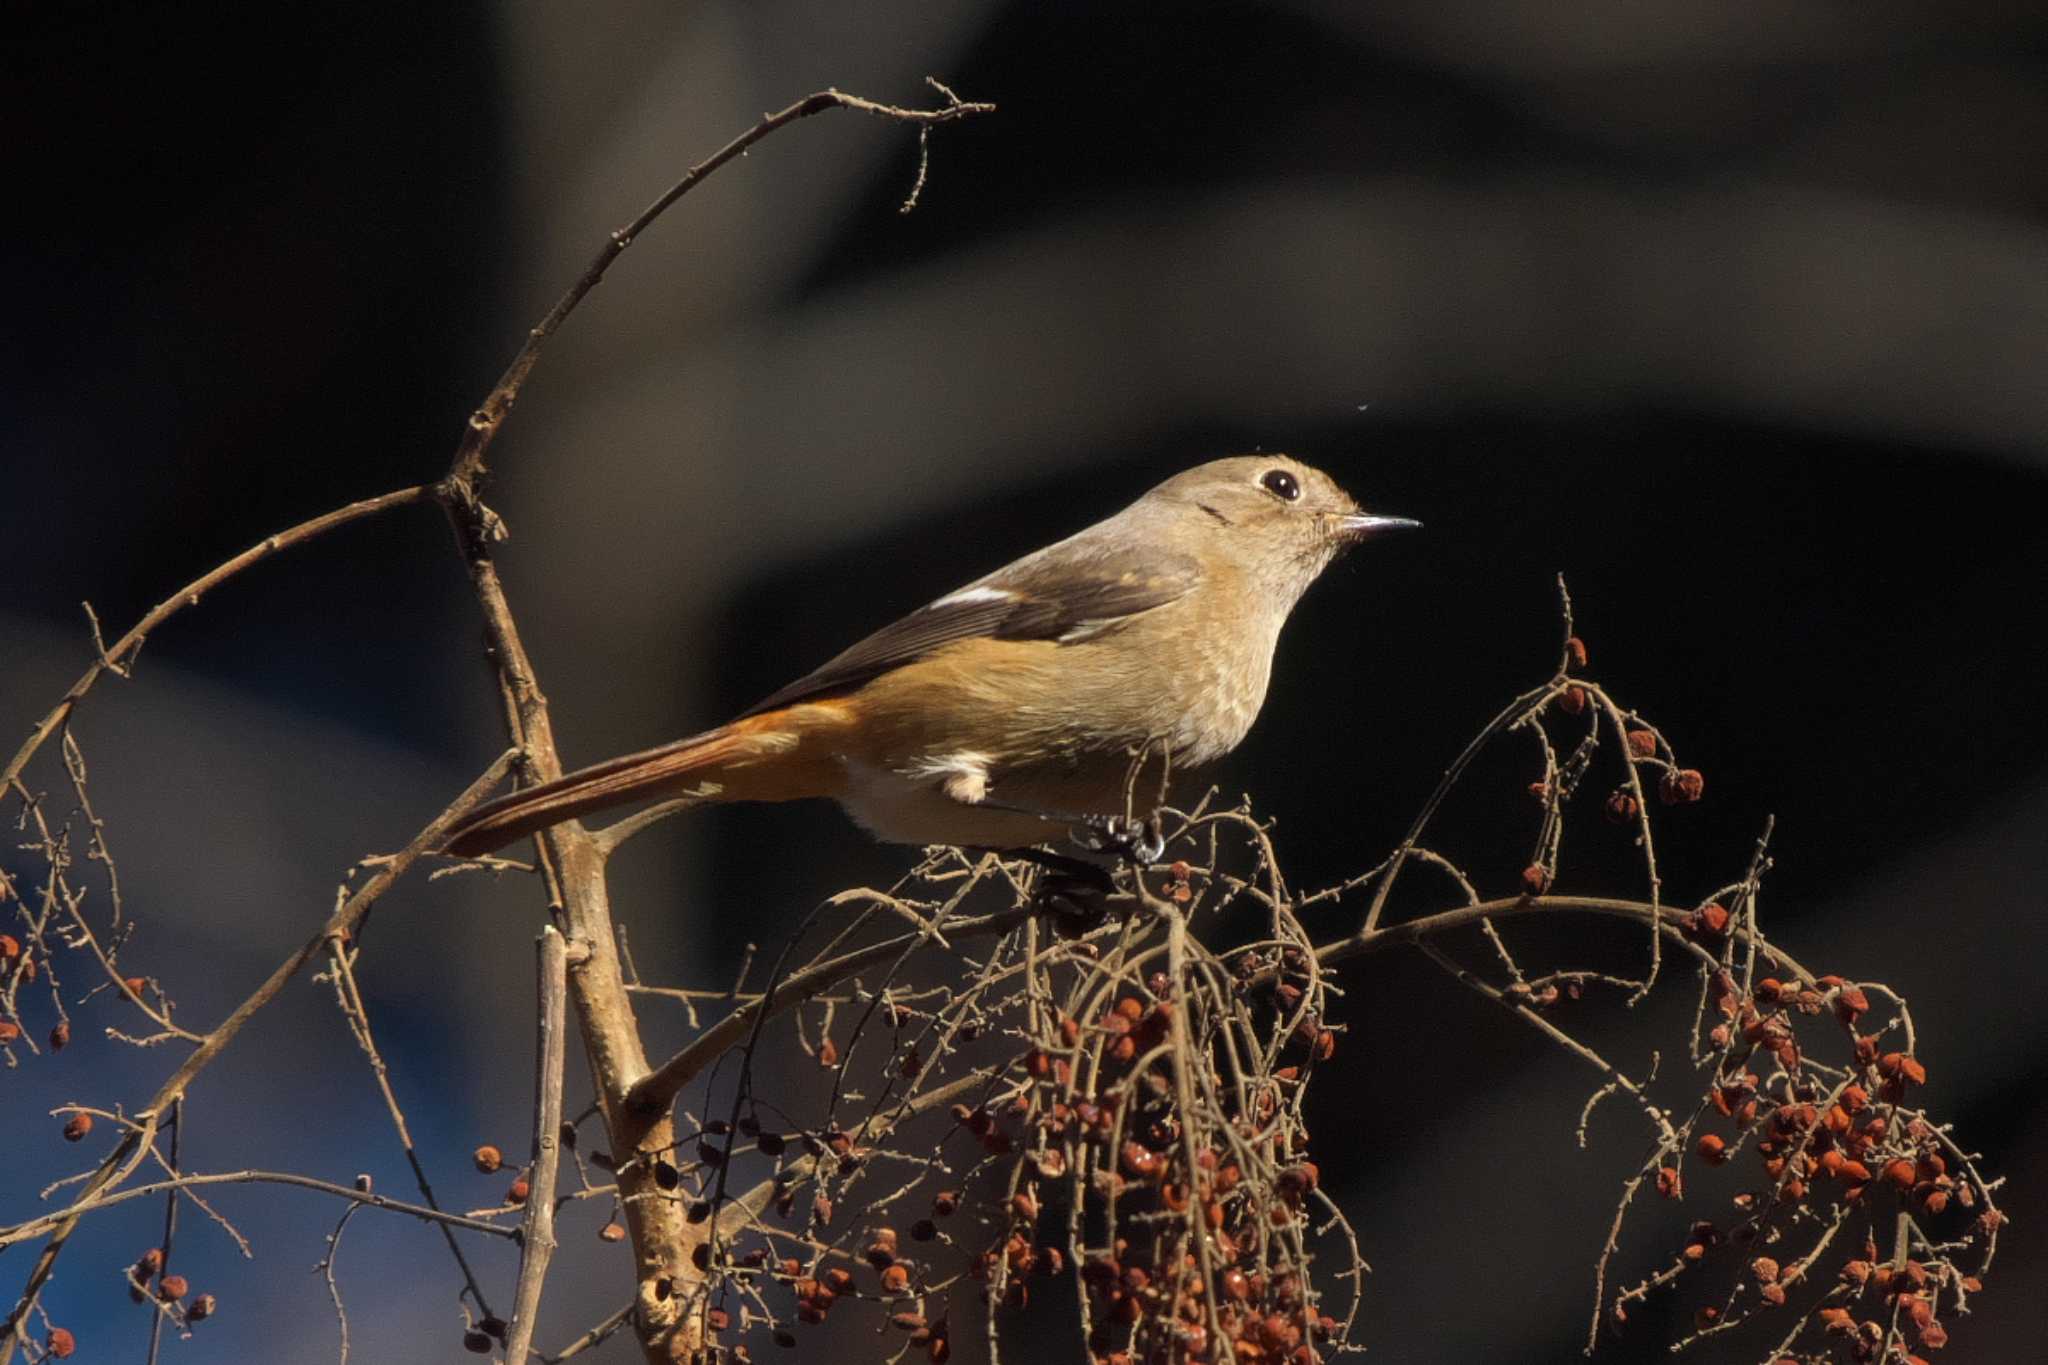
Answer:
(442, 456, 1416, 859)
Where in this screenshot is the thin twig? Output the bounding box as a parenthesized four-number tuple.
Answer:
(323, 935, 497, 1320)
(1, 487, 431, 795)
(0, 1170, 521, 1250)
(442, 83, 992, 489)
(317, 1201, 365, 1364)
(627, 901, 1050, 1118)
(144, 1099, 180, 1365)
(0, 752, 516, 1350)
(504, 929, 573, 1365)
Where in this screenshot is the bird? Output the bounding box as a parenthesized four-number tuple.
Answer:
(441, 456, 1417, 861)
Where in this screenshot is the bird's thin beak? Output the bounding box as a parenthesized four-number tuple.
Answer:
(1331, 512, 1423, 542)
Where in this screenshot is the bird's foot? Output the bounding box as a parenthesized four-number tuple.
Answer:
(1069, 811, 1166, 866)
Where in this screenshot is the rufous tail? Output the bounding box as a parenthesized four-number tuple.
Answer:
(441, 714, 819, 856)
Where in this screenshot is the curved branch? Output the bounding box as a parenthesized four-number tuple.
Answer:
(444, 82, 994, 488)
(1355, 681, 1555, 936)
(0, 1169, 520, 1251)
(626, 901, 1052, 1117)
(2, 485, 431, 793)
(0, 752, 516, 1351)
(1322, 892, 1816, 982)
(629, 890, 1819, 1127)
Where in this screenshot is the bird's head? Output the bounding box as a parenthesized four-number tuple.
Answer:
(1147, 454, 1419, 601)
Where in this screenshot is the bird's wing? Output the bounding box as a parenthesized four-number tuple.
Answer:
(738, 540, 1202, 717)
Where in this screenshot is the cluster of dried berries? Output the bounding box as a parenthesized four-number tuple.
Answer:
(1614, 963, 2000, 1359)
(964, 924, 1351, 1365)
(633, 830, 1356, 1365)
(111, 1244, 218, 1340)
(1521, 659, 1707, 901)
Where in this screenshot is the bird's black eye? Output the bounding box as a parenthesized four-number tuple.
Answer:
(1260, 468, 1301, 501)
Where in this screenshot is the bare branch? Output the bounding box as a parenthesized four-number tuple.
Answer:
(0, 751, 516, 1350)
(503, 929, 574, 1365)
(1, 486, 431, 794)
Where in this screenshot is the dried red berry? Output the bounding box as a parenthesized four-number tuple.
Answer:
(1565, 636, 1589, 669)
(472, 1145, 503, 1174)
(881, 1264, 911, 1293)
(1660, 768, 1705, 804)
(1879, 1052, 1928, 1086)
(62, 1112, 93, 1142)
(158, 1274, 189, 1302)
(1277, 1162, 1320, 1196)
(817, 1037, 839, 1067)
(599, 1221, 625, 1242)
(1120, 1141, 1160, 1179)
(506, 1178, 530, 1204)
(1697, 1133, 1729, 1165)
(1559, 685, 1589, 715)
(48, 1020, 69, 1051)
(1520, 864, 1551, 896)
(46, 1328, 77, 1358)
(1604, 790, 1639, 823)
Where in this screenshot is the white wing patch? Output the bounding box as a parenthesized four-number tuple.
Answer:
(931, 585, 1017, 608)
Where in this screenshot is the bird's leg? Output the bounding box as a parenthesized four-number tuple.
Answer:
(977, 801, 1166, 866)
(939, 762, 1164, 866)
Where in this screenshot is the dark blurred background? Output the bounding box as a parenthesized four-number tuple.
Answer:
(5, 2, 2046, 1360)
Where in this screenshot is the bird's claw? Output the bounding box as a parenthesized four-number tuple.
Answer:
(1071, 812, 1166, 866)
